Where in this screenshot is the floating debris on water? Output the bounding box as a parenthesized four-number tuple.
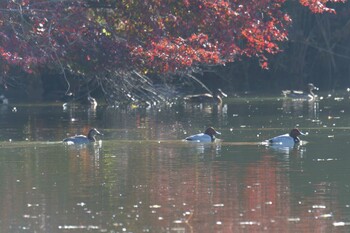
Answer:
(314, 158, 338, 162)
(287, 218, 300, 222)
(316, 213, 333, 219)
(58, 225, 100, 230)
(23, 214, 38, 219)
(27, 203, 39, 207)
(173, 220, 183, 224)
(240, 221, 260, 226)
(77, 202, 86, 207)
(333, 222, 350, 227)
(213, 204, 224, 207)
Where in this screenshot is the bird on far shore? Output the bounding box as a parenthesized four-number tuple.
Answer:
(282, 83, 319, 101)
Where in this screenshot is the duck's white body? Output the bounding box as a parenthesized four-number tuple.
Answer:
(185, 133, 213, 142)
(268, 133, 297, 147)
(185, 127, 221, 142)
(63, 135, 92, 144)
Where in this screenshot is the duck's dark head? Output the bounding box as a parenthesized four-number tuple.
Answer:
(204, 127, 221, 141)
(289, 128, 306, 143)
(212, 89, 227, 104)
(87, 128, 103, 141)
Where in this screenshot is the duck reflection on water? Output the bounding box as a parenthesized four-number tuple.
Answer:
(282, 98, 319, 121)
(267, 143, 307, 157)
(186, 141, 222, 156)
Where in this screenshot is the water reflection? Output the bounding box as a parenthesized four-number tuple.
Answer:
(264, 142, 305, 155)
(184, 141, 222, 156)
(1, 95, 350, 232)
(0, 141, 340, 232)
(182, 102, 228, 126)
(281, 99, 320, 121)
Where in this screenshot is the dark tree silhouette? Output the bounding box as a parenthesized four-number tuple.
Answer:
(0, 0, 346, 103)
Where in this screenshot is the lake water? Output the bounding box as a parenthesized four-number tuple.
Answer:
(1, 93, 350, 232)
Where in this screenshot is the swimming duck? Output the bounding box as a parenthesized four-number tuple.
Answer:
(63, 128, 103, 144)
(282, 83, 319, 101)
(185, 127, 221, 142)
(184, 89, 227, 104)
(268, 128, 306, 147)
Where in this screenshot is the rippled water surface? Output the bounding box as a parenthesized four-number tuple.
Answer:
(1, 93, 350, 232)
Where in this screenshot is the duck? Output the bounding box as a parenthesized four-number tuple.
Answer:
(0, 95, 8, 104)
(282, 83, 319, 101)
(185, 127, 221, 142)
(63, 128, 103, 144)
(87, 95, 98, 107)
(267, 128, 306, 147)
(184, 89, 227, 104)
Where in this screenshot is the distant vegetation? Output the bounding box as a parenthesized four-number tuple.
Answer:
(0, 0, 348, 103)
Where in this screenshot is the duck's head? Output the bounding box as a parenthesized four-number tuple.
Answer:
(289, 128, 306, 138)
(87, 96, 98, 106)
(214, 89, 228, 98)
(87, 128, 103, 141)
(212, 89, 227, 104)
(204, 127, 221, 137)
(308, 83, 319, 91)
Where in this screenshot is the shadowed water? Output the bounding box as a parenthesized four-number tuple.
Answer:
(0, 93, 350, 232)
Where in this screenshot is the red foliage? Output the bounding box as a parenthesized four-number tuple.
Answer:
(0, 0, 347, 76)
(300, 0, 346, 13)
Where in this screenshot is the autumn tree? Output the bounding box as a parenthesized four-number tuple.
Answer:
(0, 0, 346, 104)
